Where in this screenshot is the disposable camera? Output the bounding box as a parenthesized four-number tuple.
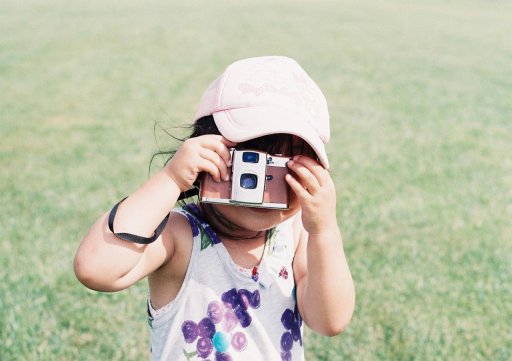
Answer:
(200, 149, 291, 209)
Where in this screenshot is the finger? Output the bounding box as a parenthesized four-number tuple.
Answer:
(198, 157, 222, 182)
(285, 173, 311, 200)
(287, 160, 320, 193)
(291, 155, 327, 186)
(200, 135, 236, 166)
(199, 148, 231, 182)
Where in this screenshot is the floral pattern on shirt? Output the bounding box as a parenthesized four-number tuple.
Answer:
(181, 288, 261, 360)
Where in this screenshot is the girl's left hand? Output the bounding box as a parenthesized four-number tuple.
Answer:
(285, 156, 338, 235)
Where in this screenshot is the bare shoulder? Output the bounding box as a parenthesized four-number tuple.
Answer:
(154, 210, 194, 275)
(148, 210, 194, 309)
(165, 210, 194, 253)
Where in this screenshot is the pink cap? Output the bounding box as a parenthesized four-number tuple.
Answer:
(194, 56, 330, 168)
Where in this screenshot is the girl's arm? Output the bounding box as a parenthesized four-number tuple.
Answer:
(73, 169, 181, 292)
(287, 156, 356, 336)
(74, 135, 234, 291)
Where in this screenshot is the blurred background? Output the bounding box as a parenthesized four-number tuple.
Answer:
(1, 0, 511, 360)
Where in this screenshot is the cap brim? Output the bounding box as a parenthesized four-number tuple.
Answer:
(213, 106, 329, 169)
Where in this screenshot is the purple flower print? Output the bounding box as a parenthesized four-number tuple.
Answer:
(182, 320, 199, 343)
(207, 301, 225, 324)
(281, 309, 295, 330)
(291, 325, 301, 343)
(198, 317, 216, 339)
(222, 288, 261, 328)
(196, 337, 213, 358)
(281, 305, 302, 346)
(215, 352, 233, 361)
(221, 310, 239, 333)
(183, 288, 260, 360)
(238, 289, 261, 309)
(231, 332, 248, 352)
(281, 350, 292, 361)
(281, 332, 293, 351)
(279, 304, 303, 360)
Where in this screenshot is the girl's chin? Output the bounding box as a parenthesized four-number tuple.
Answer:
(234, 205, 281, 221)
(245, 206, 275, 213)
(215, 205, 281, 227)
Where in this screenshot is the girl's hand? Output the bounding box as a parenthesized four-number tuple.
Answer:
(165, 135, 236, 192)
(286, 156, 338, 235)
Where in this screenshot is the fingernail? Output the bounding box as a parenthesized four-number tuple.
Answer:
(287, 160, 294, 167)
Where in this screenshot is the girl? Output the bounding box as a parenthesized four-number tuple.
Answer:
(74, 56, 355, 361)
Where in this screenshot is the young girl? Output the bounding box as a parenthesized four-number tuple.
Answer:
(74, 56, 355, 361)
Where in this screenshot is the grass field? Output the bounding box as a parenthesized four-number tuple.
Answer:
(1, 0, 511, 360)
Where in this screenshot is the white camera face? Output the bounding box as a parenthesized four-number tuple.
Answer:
(231, 150, 267, 205)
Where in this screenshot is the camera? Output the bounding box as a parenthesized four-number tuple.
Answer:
(200, 149, 291, 209)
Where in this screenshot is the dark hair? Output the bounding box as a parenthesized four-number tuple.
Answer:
(152, 115, 318, 240)
(188, 115, 319, 158)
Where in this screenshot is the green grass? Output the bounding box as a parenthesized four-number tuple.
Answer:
(1, 0, 511, 360)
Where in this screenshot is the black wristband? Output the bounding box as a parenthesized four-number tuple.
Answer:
(108, 197, 170, 244)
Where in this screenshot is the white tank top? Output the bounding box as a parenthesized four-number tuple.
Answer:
(148, 204, 304, 361)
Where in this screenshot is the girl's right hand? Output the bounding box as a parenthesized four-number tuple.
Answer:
(165, 135, 236, 192)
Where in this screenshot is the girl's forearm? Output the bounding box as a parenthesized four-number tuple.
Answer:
(112, 168, 182, 237)
(302, 228, 355, 335)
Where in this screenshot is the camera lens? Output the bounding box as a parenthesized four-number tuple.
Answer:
(240, 173, 258, 189)
(242, 152, 259, 163)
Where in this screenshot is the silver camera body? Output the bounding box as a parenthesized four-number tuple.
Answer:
(200, 149, 291, 209)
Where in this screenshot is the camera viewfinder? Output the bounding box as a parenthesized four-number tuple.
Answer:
(242, 152, 259, 163)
